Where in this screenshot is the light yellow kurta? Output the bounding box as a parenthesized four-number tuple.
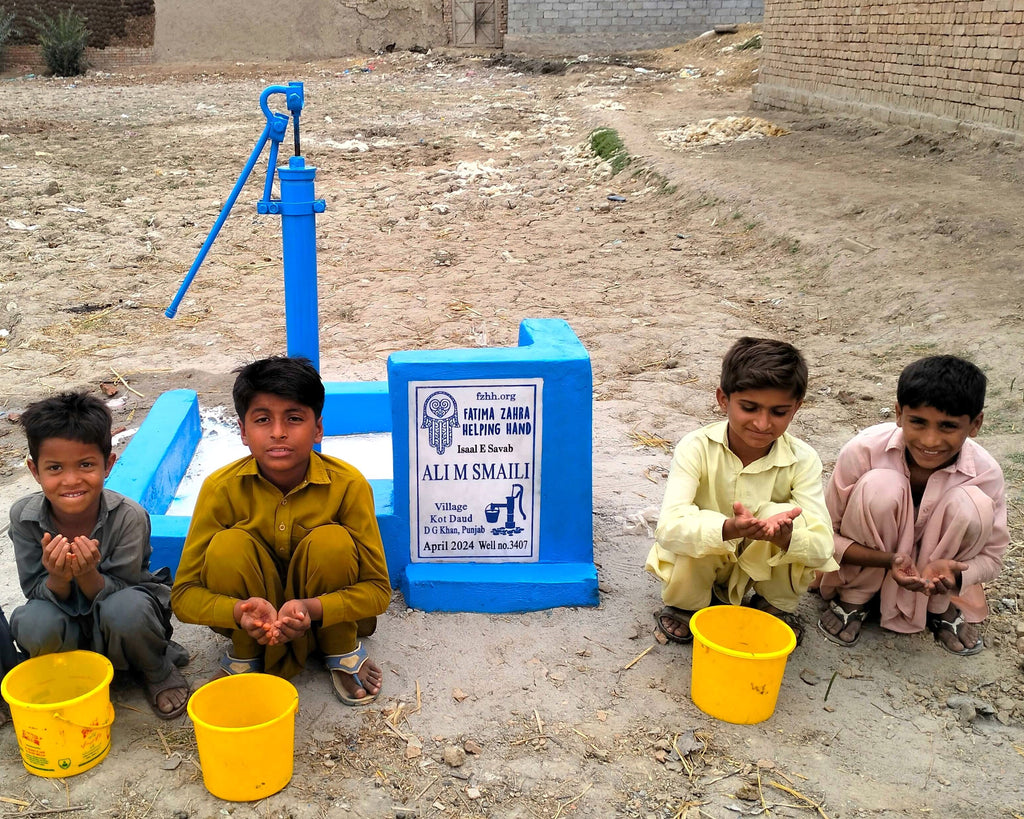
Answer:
(645, 421, 837, 612)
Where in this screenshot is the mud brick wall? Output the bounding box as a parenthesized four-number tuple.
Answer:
(5, 0, 154, 49)
(504, 0, 764, 52)
(154, 0, 446, 61)
(753, 0, 1024, 143)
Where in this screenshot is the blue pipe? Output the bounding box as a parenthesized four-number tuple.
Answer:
(275, 156, 325, 370)
(166, 82, 303, 319)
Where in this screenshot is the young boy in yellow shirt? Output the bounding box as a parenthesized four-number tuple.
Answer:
(171, 356, 390, 704)
(646, 337, 837, 643)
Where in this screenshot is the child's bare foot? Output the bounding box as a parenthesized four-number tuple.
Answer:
(145, 666, 190, 720)
(655, 606, 694, 644)
(326, 642, 382, 706)
(817, 599, 869, 646)
(331, 658, 383, 701)
(927, 605, 983, 655)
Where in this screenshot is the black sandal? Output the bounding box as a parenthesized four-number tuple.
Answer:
(655, 606, 694, 644)
(926, 607, 983, 656)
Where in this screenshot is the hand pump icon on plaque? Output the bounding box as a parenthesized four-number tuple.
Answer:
(485, 484, 525, 535)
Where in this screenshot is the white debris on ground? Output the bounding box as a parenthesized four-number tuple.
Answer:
(657, 115, 789, 149)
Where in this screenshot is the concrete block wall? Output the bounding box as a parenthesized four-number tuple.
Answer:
(505, 0, 764, 53)
(753, 0, 1024, 143)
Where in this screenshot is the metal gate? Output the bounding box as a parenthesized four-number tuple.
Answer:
(452, 0, 499, 47)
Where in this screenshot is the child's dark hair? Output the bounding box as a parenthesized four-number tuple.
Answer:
(232, 356, 325, 419)
(20, 392, 113, 463)
(897, 355, 986, 419)
(720, 337, 808, 400)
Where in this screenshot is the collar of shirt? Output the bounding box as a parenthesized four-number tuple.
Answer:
(706, 420, 798, 471)
(236, 450, 334, 493)
(883, 424, 979, 478)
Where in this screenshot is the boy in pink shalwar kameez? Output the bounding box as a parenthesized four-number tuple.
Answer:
(817, 356, 1007, 655)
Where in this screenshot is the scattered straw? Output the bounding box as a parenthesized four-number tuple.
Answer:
(622, 644, 655, 671)
(628, 429, 673, 452)
(553, 783, 592, 819)
(110, 368, 144, 398)
(769, 781, 829, 819)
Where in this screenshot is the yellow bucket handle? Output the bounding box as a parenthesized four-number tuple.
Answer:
(53, 704, 115, 730)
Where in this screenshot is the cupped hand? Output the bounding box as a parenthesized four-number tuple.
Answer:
(728, 502, 769, 540)
(69, 536, 102, 576)
(274, 599, 313, 643)
(921, 559, 968, 594)
(890, 554, 931, 593)
(760, 507, 802, 547)
(236, 597, 280, 645)
(41, 533, 75, 582)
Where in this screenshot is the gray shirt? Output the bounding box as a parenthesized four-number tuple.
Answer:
(9, 488, 170, 617)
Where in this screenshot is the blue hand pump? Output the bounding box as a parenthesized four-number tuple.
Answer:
(165, 82, 326, 371)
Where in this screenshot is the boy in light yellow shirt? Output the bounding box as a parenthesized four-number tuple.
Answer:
(646, 337, 837, 644)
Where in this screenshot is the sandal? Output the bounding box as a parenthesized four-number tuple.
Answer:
(817, 599, 869, 647)
(927, 608, 983, 656)
(144, 665, 191, 721)
(655, 606, 694, 644)
(325, 642, 381, 706)
(219, 653, 264, 676)
(747, 594, 804, 645)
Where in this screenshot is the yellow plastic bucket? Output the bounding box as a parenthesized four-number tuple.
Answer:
(0, 650, 115, 777)
(689, 605, 796, 724)
(187, 673, 299, 801)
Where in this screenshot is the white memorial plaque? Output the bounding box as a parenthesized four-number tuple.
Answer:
(410, 379, 542, 562)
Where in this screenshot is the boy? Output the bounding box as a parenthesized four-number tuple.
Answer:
(9, 392, 190, 719)
(817, 356, 1007, 655)
(171, 356, 390, 704)
(646, 337, 836, 644)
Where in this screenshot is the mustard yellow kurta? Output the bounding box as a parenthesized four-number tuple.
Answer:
(171, 452, 390, 677)
(645, 421, 837, 612)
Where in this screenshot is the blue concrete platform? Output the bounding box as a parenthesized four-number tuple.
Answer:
(107, 319, 598, 613)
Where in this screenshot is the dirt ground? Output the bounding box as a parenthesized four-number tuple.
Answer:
(2, 27, 1024, 818)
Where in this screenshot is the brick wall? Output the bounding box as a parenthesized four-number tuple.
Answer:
(3, 44, 152, 73)
(505, 0, 764, 52)
(753, 0, 1024, 143)
(5, 0, 153, 49)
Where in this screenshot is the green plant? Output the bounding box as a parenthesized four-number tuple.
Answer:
(589, 127, 630, 174)
(31, 7, 90, 77)
(0, 6, 18, 66)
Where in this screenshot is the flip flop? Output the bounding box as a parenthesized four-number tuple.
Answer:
(927, 608, 983, 656)
(816, 599, 868, 647)
(655, 606, 694, 644)
(325, 641, 381, 706)
(219, 653, 263, 675)
(145, 665, 191, 720)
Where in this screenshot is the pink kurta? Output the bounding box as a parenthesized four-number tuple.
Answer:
(818, 423, 1007, 633)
